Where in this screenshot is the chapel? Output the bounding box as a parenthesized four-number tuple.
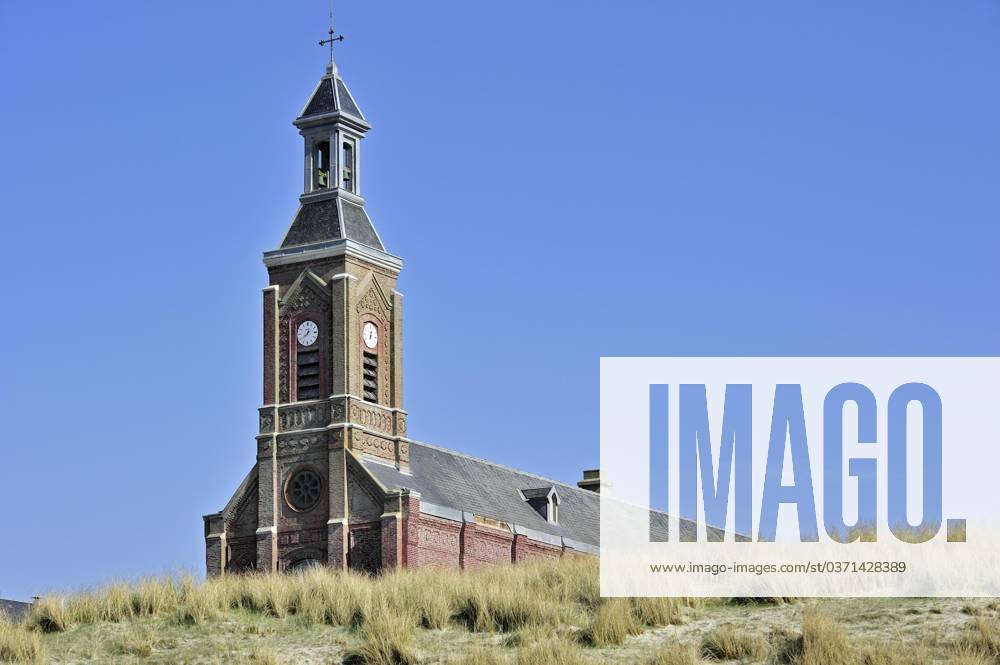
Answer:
(203, 37, 605, 576)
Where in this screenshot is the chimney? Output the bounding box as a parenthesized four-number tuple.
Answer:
(577, 469, 601, 493)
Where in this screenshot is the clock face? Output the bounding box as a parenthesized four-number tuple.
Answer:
(362, 322, 379, 349)
(296, 320, 319, 347)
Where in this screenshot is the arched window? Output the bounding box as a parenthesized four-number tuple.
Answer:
(289, 558, 322, 573)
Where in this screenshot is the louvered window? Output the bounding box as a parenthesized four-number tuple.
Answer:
(296, 348, 321, 400)
(362, 352, 378, 403)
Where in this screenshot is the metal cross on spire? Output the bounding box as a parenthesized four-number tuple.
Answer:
(319, 1, 345, 74)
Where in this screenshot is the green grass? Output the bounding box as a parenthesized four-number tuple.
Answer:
(3, 559, 998, 664)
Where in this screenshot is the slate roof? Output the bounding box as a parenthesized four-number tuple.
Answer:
(363, 442, 598, 545)
(0, 599, 31, 623)
(299, 73, 366, 122)
(280, 197, 384, 251)
(361, 441, 690, 548)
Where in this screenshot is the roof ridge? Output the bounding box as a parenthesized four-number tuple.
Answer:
(407, 439, 594, 496)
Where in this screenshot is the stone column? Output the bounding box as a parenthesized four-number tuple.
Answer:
(327, 436, 348, 569)
(257, 285, 281, 572)
(380, 491, 403, 571)
(256, 437, 278, 572)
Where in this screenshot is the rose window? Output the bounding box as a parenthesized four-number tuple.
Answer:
(287, 469, 322, 511)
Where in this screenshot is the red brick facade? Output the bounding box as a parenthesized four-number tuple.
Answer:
(202, 64, 599, 577)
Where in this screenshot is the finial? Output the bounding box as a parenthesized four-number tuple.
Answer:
(319, 0, 345, 76)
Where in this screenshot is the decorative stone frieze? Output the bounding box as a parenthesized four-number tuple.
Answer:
(353, 431, 396, 462)
(276, 433, 325, 453)
(350, 401, 393, 434)
(278, 401, 329, 432)
(259, 408, 276, 434)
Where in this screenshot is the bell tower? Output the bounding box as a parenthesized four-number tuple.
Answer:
(250, 42, 410, 572)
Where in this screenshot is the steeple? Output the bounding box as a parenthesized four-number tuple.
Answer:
(266, 23, 389, 265)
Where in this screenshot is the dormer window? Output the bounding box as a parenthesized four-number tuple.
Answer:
(313, 140, 332, 190)
(521, 487, 560, 524)
(341, 140, 355, 192)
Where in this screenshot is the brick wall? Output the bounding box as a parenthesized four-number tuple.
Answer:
(402, 494, 420, 568)
(415, 514, 462, 568)
(461, 522, 515, 569)
(380, 515, 400, 570)
(348, 522, 382, 573)
(263, 287, 277, 405)
(408, 509, 594, 569)
(205, 534, 224, 577)
(512, 534, 563, 563)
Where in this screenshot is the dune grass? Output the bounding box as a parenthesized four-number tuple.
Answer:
(644, 643, 701, 665)
(0, 617, 42, 664)
(6, 559, 1000, 664)
(796, 609, 854, 665)
(700, 624, 770, 661)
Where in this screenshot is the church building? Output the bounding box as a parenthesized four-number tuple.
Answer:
(202, 48, 603, 575)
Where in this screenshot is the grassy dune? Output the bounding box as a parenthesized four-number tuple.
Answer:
(2, 558, 999, 664)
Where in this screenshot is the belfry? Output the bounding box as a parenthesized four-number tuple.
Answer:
(203, 22, 604, 576)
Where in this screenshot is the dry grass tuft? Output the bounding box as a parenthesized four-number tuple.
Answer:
(24, 597, 71, 634)
(631, 597, 683, 627)
(944, 646, 993, 665)
(861, 643, 932, 665)
(343, 598, 419, 665)
(515, 637, 587, 665)
(796, 609, 855, 665)
(958, 618, 1000, 659)
(454, 583, 559, 633)
(581, 598, 641, 647)
(113, 629, 154, 657)
(99, 583, 135, 623)
(645, 643, 701, 665)
(173, 578, 220, 626)
(701, 624, 770, 661)
(379, 567, 456, 630)
(861, 644, 934, 665)
(446, 646, 508, 665)
(248, 643, 280, 665)
(0, 618, 43, 664)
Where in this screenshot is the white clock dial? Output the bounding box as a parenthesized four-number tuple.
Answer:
(296, 320, 319, 347)
(362, 322, 379, 349)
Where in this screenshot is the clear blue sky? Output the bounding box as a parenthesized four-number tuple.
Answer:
(0, 1, 997, 600)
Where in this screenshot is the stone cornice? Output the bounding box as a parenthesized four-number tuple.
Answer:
(263, 238, 402, 273)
